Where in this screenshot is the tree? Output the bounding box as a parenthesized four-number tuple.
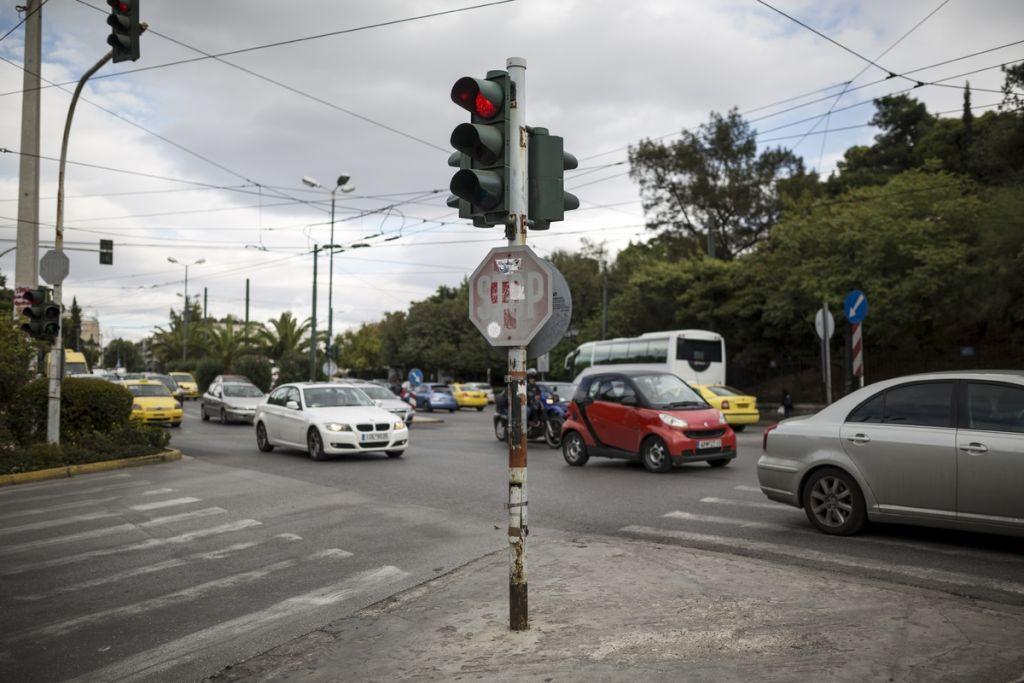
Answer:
(257, 312, 310, 361)
(62, 297, 83, 351)
(0, 319, 34, 409)
(335, 323, 383, 376)
(151, 301, 205, 363)
(207, 318, 250, 372)
(102, 338, 144, 372)
(629, 108, 810, 259)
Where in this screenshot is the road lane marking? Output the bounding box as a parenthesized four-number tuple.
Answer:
(621, 525, 1024, 597)
(276, 533, 302, 541)
(19, 536, 307, 601)
(0, 473, 131, 496)
(68, 566, 408, 682)
(700, 496, 782, 510)
(1, 519, 263, 575)
(141, 507, 226, 527)
(0, 481, 151, 507)
(664, 510, 788, 531)
(129, 497, 200, 511)
(0, 511, 117, 536)
(141, 488, 175, 495)
(0, 523, 138, 555)
(733, 485, 762, 493)
(14, 550, 359, 642)
(0, 496, 121, 520)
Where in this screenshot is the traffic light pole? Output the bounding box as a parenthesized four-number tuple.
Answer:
(48, 49, 114, 444)
(505, 56, 529, 632)
(15, 0, 43, 306)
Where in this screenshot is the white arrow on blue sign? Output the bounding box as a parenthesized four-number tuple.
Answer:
(844, 290, 868, 324)
(408, 368, 424, 385)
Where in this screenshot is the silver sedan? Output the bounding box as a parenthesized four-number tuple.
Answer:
(757, 371, 1024, 537)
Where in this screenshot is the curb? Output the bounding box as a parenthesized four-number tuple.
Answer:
(0, 448, 183, 487)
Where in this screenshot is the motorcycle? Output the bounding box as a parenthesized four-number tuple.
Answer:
(493, 387, 566, 449)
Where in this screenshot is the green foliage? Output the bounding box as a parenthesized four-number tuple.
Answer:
(0, 320, 35, 409)
(193, 357, 224, 393)
(7, 377, 133, 446)
(258, 312, 310, 361)
(0, 421, 168, 475)
(336, 323, 383, 375)
(103, 338, 145, 372)
(234, 354, 272, 392)
(275, 350, 310, 385)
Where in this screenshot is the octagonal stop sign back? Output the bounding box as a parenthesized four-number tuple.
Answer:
(469, 245, 553, 347)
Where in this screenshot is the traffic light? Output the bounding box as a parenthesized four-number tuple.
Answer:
(20, 288, 61, 342)
(106, 0, 140, 63)
(449, 71, 511, 227)
(528, 128, 579, 230)
(99, 239, 113, 265)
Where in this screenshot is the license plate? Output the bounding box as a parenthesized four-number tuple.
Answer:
(736, 403, 748, 409)
(697, 439, 722, 450)
(360, 433, 389, 443)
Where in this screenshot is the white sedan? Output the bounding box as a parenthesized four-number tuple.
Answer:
(254, 382, 409, 461)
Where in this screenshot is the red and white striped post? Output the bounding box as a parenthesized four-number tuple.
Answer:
(851, 322, 864, 388)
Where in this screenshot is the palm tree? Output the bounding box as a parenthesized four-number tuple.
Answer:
(258, 312, 311, 362)
(208, 317, 250, 371)
(151, 307, 206, 364)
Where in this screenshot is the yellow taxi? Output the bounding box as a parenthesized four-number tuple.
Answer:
(693, 384, 759, 431)
(170, 372, 200, 399)
(450, 383, 489, 411)
(124, 379, 183, 427)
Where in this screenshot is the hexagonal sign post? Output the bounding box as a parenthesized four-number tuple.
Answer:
(469, 245, 553, 347)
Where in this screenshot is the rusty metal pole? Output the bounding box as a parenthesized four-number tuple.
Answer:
(505, 56, 529, 631)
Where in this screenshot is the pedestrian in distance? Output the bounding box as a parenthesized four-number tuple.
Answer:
(781, 389, 794, 418)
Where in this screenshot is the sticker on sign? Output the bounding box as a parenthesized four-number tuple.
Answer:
(469, 245, 553, 347)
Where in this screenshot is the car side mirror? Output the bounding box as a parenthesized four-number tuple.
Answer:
(374, 399, 383, 408)
(285, 400, 300, 410)
(620, 395, 638, 406)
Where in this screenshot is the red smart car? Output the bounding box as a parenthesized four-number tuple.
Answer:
(560, 370, 737, 473)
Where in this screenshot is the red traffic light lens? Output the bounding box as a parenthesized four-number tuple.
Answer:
(474, 92, 497, 118)
(451, 77, 503, 119)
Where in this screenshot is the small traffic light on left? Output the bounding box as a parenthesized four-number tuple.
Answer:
(20, 288, 61, 342)
(106, 0, 140, 63)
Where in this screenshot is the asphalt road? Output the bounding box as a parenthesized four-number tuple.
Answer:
(2, 402, 1023, 681)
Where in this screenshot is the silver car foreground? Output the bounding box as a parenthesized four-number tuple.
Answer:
(757, 371, 1024, 537)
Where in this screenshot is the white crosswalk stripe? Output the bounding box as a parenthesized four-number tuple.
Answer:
(129, 497, 201, 511)
(0, 496, 122, 520)
(733, 485, 762, 493)
(700, 496, 784, 510)
(0, 511, 117, 536)
(0, 473, 131, 496)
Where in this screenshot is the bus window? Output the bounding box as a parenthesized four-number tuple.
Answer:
(676, 338, 723, 372)
(626, 340, 648, 363)
(592, 342, 611, 365)
(646, 338, 669, 363)
(608, 342, 630, 364)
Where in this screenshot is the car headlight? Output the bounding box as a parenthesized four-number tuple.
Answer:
(659, 414, 688, 429)
(546, 398, 554, 404)
(324, 423, 352, 432)
(394, 421, 406, 430)
(132, 403, 143, 411)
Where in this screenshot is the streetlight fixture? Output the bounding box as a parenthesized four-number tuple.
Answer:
(167, 256, 205, 361)
(301, 173, 354, 375)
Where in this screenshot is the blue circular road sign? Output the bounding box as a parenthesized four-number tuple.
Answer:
(844, 290, 868, 324)
(408, 368, 424, 385)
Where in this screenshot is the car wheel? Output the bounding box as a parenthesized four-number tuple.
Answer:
(641, 436, 672, 473)
(256, 422, 274, 452)
(802, 467, 866, 536)
(476, 406, 484, 412)
(494, 419, 507, 442)
(171, 422, 181, 428)
(449, 408, 455, 413)
(733, 425, 745, 432)
(220, 408, 228, 424)
(386, 450, 404, 458)
(426, 401, 433, 413)
(562, 431, 589, 466)
(307, 428, 327, 461)
(200, 406, 209, 422)
(707, 458, 730, 468)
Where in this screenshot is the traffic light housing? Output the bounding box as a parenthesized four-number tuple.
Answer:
(528, 128, 579, 230)
(20, 288, 61, 342)
(449, 71, 511, 227)
(106, 0, 140, 63)
(99, 239, 114, 265)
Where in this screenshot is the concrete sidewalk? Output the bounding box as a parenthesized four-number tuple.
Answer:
(211, 536, 1024, 682)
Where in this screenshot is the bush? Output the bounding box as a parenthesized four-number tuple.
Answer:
(0, 423, 169, 475)
(0, 320, 35, 409)
(234, 355, 272, 392)
(193, 357, 224, 393)
(6, 377, 132, 446)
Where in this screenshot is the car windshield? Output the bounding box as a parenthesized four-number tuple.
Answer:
(150, 376, 178, 390)
(430, 386, 452, 395)
(128, 384, 171, 397)
(707, 385, 744, 397)
(358, 385, 393, 400)
(223, 384, 263, 398)
(65, 362, 89, 375)
(302, 386, 372, 408)
(171, 373, 195, 383)
(631, 373, 708, 409)
(543, 383, 576, 397)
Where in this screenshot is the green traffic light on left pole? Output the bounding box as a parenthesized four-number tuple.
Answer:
(106, 0, 140, 63)
(20, 287, 61, 341)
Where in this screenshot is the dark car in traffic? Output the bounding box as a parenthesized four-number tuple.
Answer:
(560, 370, 737, 473)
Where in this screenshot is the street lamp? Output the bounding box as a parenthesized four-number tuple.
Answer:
(167, 256, 205, 361)
(301, 174, 354, 375)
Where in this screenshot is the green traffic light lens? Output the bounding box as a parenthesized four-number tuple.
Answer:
(450, 123, 503, 166)
(450, 169, 503, 210)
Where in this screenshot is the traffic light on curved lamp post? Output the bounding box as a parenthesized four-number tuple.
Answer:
(449, 72, 511, 227)
(106, 0, 140, 63)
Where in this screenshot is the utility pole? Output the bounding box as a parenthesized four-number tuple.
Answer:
(601, 262, 608, 340)
(505, 56, 529, 633)
(15, 0, 43, 305)
(244, 278, 250, 348)
(202, 287, 207, 319)
(309, 245, 318, 381)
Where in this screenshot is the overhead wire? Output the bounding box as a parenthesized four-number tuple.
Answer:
(0, 0, 49, 42)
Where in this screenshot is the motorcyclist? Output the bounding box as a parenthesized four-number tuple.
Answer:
(526, 368, 544, 425)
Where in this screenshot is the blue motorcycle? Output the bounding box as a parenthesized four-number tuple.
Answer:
(493, 386, 568, 448)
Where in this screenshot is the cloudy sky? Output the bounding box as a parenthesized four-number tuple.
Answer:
(0, 0, 1020, 343)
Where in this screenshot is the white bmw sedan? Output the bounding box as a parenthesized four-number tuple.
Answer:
(255, 382, 409, 460)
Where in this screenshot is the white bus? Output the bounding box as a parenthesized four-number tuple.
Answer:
(563, 329, 726, 386)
